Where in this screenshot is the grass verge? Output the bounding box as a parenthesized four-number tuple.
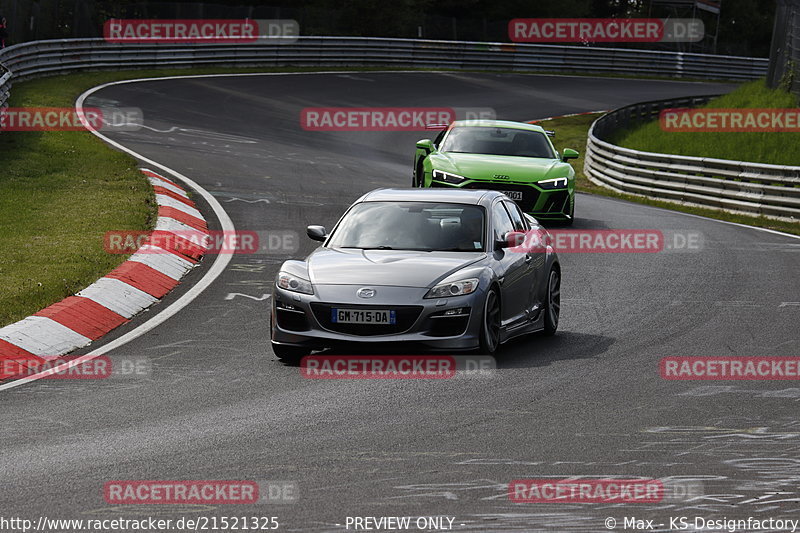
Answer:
(0, 66, 426, 328)
(535, 112, 800, 236)
(610, 79, 800, 165)
(0, 67, 794, 328)
(0, 79, 156, 327)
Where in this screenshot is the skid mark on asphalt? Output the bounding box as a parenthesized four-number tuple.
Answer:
(679, 385, 800, 400)
(141, 339, 197, 352)
(226, 279, 273, 289)
(225, 292, 271, 301)
(564, 298, 800, 309)
(285, 416, 800, 529)
(228, 263, 270, 272)
(148, 349, 185, 363)
(81, 504, 216, 518)
(118, 124, 261, 143)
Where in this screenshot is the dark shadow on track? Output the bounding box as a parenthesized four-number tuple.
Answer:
(497, 330, 615, 368)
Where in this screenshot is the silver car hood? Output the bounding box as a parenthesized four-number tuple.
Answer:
(307, 247, 486, 287)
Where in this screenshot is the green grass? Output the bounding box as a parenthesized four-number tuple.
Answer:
(611, 79, 800, 165)
(0, 76, 158, 327)
(2, 68, 797, 328)
(0, 66, 341, 328)
(0, 66, 384, 328)
(536, 112, 800, 236)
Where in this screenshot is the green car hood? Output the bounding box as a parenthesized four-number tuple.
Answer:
(431, 152, 570, 182)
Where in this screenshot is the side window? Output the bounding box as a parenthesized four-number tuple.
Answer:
(492, 202, 515, 242)
(434, 129, 447, 147)
(504, 201, 528, 232)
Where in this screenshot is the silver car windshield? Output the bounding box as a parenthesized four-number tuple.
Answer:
(441, 126, 555, 158)
(328, 202, 485, 252)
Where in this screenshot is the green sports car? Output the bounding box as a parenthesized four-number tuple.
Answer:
(413, 120, 579, 224)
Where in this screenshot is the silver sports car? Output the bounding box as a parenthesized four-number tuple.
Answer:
(270, 188, 561, 362)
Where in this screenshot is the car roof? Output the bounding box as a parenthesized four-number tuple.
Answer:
(359, 188, 505, 206)
(450, 119, 546, 133)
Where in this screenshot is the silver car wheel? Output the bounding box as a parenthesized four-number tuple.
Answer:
(482, 288, 501, 353)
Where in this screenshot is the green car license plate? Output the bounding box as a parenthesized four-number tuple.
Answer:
(499, 190, 523, 201)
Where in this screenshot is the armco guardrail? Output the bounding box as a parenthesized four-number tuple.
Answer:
(0, 71, 11, 109)
(0, 36, 768, 84)
(0, 36, 786, 219)
(585, 96, 800, 221)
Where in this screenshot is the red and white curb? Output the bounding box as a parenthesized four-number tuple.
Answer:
(0, 168, 209, 380)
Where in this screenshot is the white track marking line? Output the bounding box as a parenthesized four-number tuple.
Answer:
(60, 69, 733, 85)
(0, 72, 786, 391)
(664, 209, 800, 240)
(0, 76, 236, 392)
(577, 192, 800, 241)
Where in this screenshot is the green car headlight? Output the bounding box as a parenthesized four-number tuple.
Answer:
(425, 278, 479, 299)
(432, 169, 467, 185)
(537, 177, 569, 190)
(276, 271, 314, 295)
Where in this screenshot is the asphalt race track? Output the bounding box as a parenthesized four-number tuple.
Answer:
(2, 72, 799, 532)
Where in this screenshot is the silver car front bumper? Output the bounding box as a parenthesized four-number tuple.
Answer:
(271, 284, 486, 351)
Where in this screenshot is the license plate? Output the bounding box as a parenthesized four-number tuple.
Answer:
(500, 190, 523, 201)
(331, 309, 396, 325)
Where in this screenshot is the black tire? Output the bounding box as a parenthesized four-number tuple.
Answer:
(479, 287, 501, 354)
(543, 267, 561, 336)
(272, 342, 309, 365)
(413, 159, 425, 187)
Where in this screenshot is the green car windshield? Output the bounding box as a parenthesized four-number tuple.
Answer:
(441, 126, 555, 158)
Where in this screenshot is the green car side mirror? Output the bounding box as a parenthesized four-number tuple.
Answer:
(562, 148, 579, 161)
(416, 139, 434, 153)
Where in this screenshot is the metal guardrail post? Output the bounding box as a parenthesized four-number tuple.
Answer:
(1, 36, 791, 220)
(0, 36, 771, 83)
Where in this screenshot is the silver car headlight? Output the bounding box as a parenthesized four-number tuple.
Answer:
(276, 271, 314, 295)
(425, 278, 479, 299)
(432, 169, 467, 185)
(537, 177, 569, 189)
